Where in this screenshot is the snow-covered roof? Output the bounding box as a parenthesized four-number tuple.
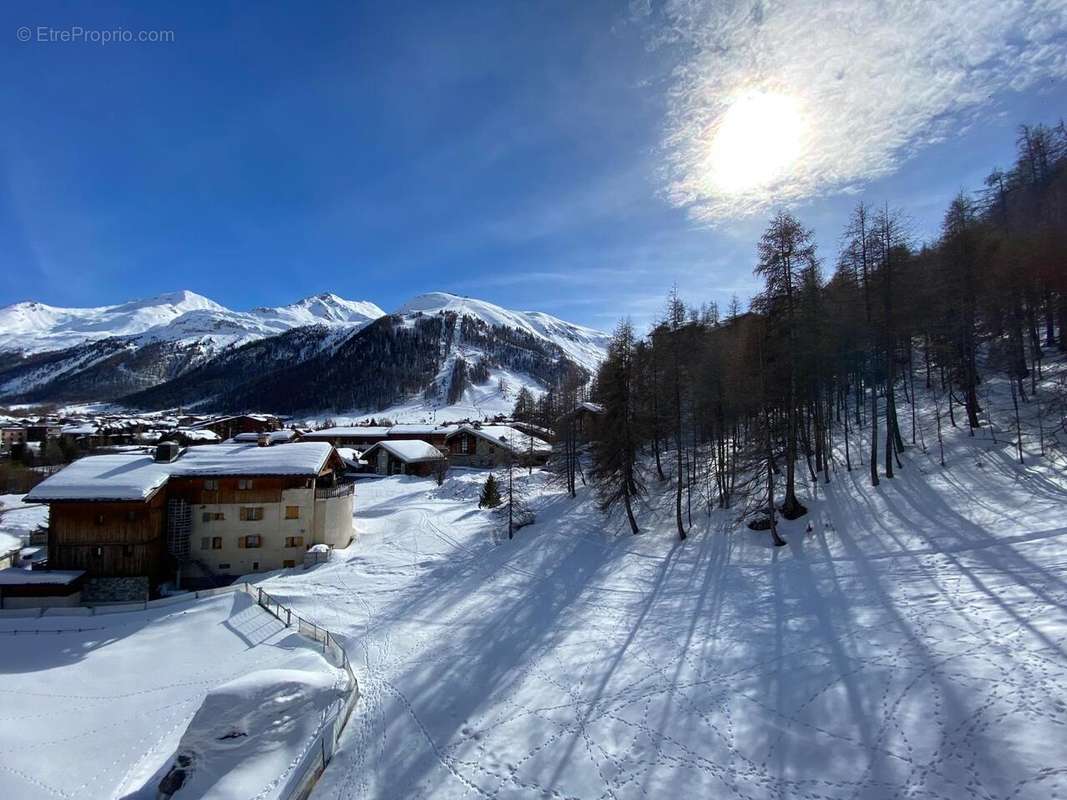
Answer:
(447, 425, 552, 454)
(190, 413, 276, 429)
(231, 429, 296, 444)
(177, 428, 221, 442)
(0, 568, 84, 586)
(171, 443, 334, 477)
(365, 440, 444, 463)
(25, 443, 336, 502)
(25, 454, 171, 502)
(335, 447, 366, 468)
(60, 423, 100, 436)
(302, 426, 391, 439)
(386, 424, 452, 435)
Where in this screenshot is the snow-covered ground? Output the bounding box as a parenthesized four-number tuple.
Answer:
(0, 592, 346, 800)
(4, 357, 1066, 799)
(0, 494, 48, 548)
(247, 425, 1067, 800)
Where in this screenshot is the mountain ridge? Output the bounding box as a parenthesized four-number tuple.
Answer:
(0, 290, 609, 414)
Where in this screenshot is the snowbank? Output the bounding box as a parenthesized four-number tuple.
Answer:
(0, 592, 342, 800)
(161, 653, 347, 800)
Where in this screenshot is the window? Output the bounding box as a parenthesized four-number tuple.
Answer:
(284, 536, 304, 548)
(126, 511, 137, 522)
(212, 537, 222, 550)
(285, 505, 300, 520)
(95, 514, 105, 525)
(94, 546, 103, 557)
(283, 559, 296, 568)
(203, 479, 218, 490)
(239, 535, 262, 548)
(239, 507, 264, 521)
(201, 511, 224, 523)
(251, 561, 260, 571)
(200, 537, 210, 550)
(238, 478, 254, 490)
(218, 563, 231, 570)
(461, 437, 470, 454)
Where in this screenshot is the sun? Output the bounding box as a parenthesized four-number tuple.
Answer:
(705, 90, 806, 195)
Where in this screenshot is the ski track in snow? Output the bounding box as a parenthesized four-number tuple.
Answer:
(249, 428, 1067, 800)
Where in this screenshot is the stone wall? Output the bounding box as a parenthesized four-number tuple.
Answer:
(83, 576, 150, 603)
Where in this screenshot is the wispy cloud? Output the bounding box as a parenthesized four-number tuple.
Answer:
(654, 0, 1067, 221)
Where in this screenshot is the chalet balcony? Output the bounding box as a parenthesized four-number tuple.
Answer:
(314, 483, 355, 500)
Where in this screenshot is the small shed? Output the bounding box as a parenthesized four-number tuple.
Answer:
(0, 568, 86, 609)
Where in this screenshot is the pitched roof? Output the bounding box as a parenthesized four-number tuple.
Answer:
(301, 426, 391, 439)
(25, 443, 336, 502)
(446, 425, 552, 454)
(0, 568, 84, 586)
(364, 439, 444, 463)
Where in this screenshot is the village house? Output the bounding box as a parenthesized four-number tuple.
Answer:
(300, 424, 461, 450)
(25, 439, 353, 600)
(191, 413, 281, 441)
(360, 440, 447, 477)
(230, 429, 298, 445)
(445, 424, 552, 468)
(299, 426, 392, 448)
(1, 426, 27, 453)
(25, 423, 63, 443)
(560, 401, 605, 442)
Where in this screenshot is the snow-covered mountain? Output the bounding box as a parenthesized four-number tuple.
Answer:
(122, 292, 611, 418)
(0, 290, 385, 356)
(0, 290, 225, 355)
(0, 289, 608, 412)
(396, 292, 608, 375)
(0, 291, 385, 403)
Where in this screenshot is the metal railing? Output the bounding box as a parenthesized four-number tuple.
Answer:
(250, 585, 359, 800)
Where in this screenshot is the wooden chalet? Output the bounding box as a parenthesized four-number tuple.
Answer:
(361, 440, 446, 477)
(446, 425, 552, 468)
(192, 414, 281, 440)
(25, 439, 353, 600)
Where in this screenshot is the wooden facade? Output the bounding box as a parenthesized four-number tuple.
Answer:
(47, 492, 168, 583)
(166, 475, 313, 506)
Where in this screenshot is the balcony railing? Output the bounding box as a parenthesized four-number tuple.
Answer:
(315, 483, 355, 500)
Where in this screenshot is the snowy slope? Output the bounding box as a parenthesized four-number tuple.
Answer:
(398, 292, 609, 375)
(259, 355, 1067, 799)
(0, 591, 345, 800)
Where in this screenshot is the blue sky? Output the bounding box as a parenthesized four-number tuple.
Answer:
(2, 0, 1066, 329)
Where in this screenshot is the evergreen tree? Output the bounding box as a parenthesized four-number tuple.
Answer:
(591, 320, 643, 535)
(479, 474, 501, 508)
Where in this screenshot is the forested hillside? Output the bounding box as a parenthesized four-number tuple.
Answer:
(586, 123, 1067, 539)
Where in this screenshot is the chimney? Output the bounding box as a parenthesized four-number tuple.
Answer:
(154, 441, 181, 463)
(257, 432, 271, 447)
